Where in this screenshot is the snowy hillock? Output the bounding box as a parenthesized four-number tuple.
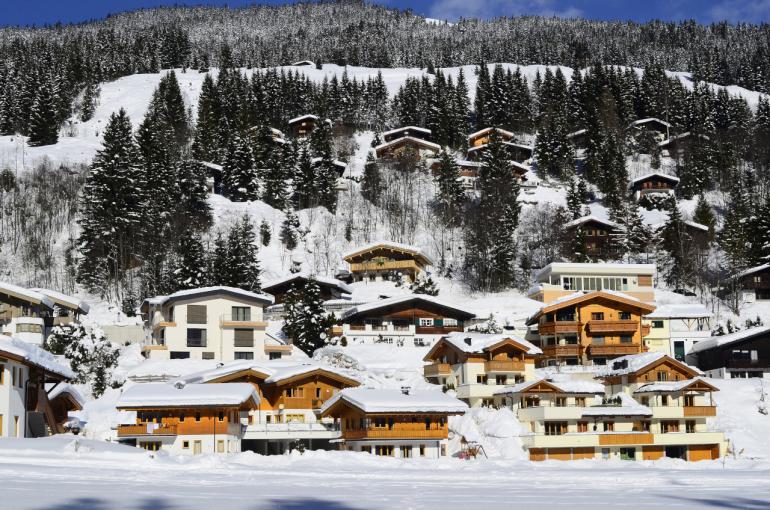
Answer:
(449, 407, 529, 460)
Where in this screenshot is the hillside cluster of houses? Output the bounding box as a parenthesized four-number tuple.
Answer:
(1, 236, 768, 463)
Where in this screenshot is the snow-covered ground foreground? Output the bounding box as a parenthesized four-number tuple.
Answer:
(2, 436, 770, 509)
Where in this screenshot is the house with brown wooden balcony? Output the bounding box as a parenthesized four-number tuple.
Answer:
(287, 114, 320, 138)
(686, 325, 770, 379)
(629, 172, 679, 201)
(342, 241, 434, 284)
(116, 382, 260, 455)
(422, 332, 541, 407)
(381, 126, 432, 144)
(494, 352, 726, 462)
(180, 359, 360, 455)
(319, 387, 467, 458)
(526, 290, 656, 367)
(339, 294, 475, 347)
(737, 264, 770, 302)
(140, 286, 277, 362)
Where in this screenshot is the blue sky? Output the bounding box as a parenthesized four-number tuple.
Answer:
(0, 0, 768, 27)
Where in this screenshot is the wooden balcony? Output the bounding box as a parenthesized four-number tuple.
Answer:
(220, 315, 267, 329)
(538, 321, 580, 335)
(589, 343, 643, 356)
(541, 344, 581, 357)
(484, 360, 525, 372)
(683, 406, 717, 417)
(118, 424, 178, 437)
(349, 260, 421, 273)
(416, 326, 464, 335)
(344, 428, 447, 440)
(423, 363, 451, 377)
(152, 321, 176, 331)
(598, 433, 653, 446)
(586, 320, 638, 333)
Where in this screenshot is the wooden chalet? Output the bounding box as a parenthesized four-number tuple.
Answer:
(526, 290, 656, 366)
(319, 387, 467, 458)
(627, 118, 671, 138)
(287, 114, 320, 138)
(311, 157, 347, 178)
(466, 141, 534, 163)
(381, 126, 432, 144)
(467, 127, 515, 148)
(567, 129, 588, 150)
(563, 215, 617, 258)
(658, 132, 710, 156)
(45, 383, 84, 431)
(374, 137, 441, 160)
(343, 241, 434, 283)
(262, 273, 352, 305)
(737, 264, 770, 302)
(687, 325, 770, 379)
(630, 172, 680, 200)
(427, 158, 527, 190)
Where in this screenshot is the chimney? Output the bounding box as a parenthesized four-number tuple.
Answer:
(173, 381, 186, 390)
(401, 386, 411, 395)
(464, 337, 472, 346)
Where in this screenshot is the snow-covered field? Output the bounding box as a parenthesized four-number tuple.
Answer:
(2, 435, 770, 509)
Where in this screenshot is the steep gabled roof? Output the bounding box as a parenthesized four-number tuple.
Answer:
(645, 304, 712, 320)
(737, 264, 770, 279)
(630, 172, 680, 187)
(382, 126, 431, 138)
(262, 272, 353, 295)
(180, 359, 360, 388)
(494, 378, 605, 396)
(342, 241, 434, 265)
(341, 294, 475, 321)
(424, 331, 541, 361)
(288, 114, 319, 124)
(628, 117, 671, 129)
(467, 127, 515, 141)
(30, 287, 90, 314)
(563, 215, 617, 229)
(526, 290, 655, 325)
(374, 136, 442, 154)
(0, 282, 54, 309)
(634, 377, 718, 393)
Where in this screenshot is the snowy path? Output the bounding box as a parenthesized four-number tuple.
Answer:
(3, 438, 770, 509)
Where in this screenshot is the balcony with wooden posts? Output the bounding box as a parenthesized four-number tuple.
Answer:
(541, 344, 582, 357)
(538, 321, 581, 335)
(344, 428, 447, 440)
(589, 343, 643, 356)
(349, 259, 421, 273)
(484, 360, 525, 373)
(586, 320, 638, 334)
(683, 406, 717, 417)
(118, 424, 178, 437)
(598, 432, 653, 446)
(423, 363, 451, 377)
(415, 325, 464, 335)
(220, 315, 268, 329)
(152, 321, 177, 331)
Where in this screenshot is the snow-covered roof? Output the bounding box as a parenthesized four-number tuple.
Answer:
(645, 304, 712, 320)
(288, 114, 319, 124)
(564, 215, 617, 229)
(511, 161, 531, 174)
(30, 288, 90, 314)
(199, 161, 223, 172)
(596, 352, 701, 377)
(439, 331, 541, 355)
(630, 172, 680, 186)
(0, 282, 54, 309)
(143, 286, 274, 308)
(263, 272, 353, 295)
(342, 240, 435, 265)
(382, 126, 431, 137)
(581, 393, 652, 417)
(466, 141, 534, 154)
(320, 388, 468, 415)
(0, 336, 74, 379)
(181, 359, 360, 386)
(290, 60, 315, 66)
(628, 117, 671, 129)
(341, 294, 475, 321)
(310, 157, 347, 168)
(494, 377, 604, 395)
(690, 326, 770, 354)
(467, 127, 514, 140)
(737, 264, 770, 278)
(567, 129, 587, 138)
(528, 290, 651, 325)
(374, 136, 441, 152)
(634, 377, 717, 394)
(684, 220, 709, 232)
(117, 382, 260, 409)
(45, 382, 86, 407)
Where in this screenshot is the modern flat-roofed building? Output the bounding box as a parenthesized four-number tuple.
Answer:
(529, 262, 656, 304)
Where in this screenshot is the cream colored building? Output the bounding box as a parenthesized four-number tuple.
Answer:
(529, 263, 656, 304)
(495, 352, 727, 462)
(643, 304, 713, 361)
(140, 287, 284, 362)
(423, 332, 541, 407)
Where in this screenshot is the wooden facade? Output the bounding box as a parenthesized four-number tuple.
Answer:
(382, 126, 432, 144)
(564, 218, 617, 258)
(343, 301, 474, 336)
(343, 243, 433, 282)
(287, 115, 319, 138)
(527, 291, 656, 366)
(374, 137, 441, 160)
(262, 276, 350, 305)
(630, 173, 679, 196)
(687, 328, 770, 378)
(740, 265, 770, 301)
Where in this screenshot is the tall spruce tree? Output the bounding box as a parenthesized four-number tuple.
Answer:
(28, 77, 59, 146)
(226, 216, 262, 292)
(282, 278, 335, 355)
(361, 153, 382, 204)
(433, 151, 465, 225)
(173, 229, 207, 290)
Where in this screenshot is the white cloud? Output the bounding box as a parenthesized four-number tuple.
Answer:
(427, 0, 582, 20)
(708, 0, 770, 23)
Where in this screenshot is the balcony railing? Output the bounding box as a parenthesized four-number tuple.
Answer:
(118, 424, 178, 437)
(683, 406, 717, 417)
(589, 343, 642, 356)
(484, 360, 525, 372)
(597, 432, 653, 446)
(424, 363, 451, 377)
(538, 321, 580, 335)
(152, 321, 177, 331)
(343, 428, 447, 440)
(248, 422, 339, 433)
(541, 344, 581, 357)
(586, 320, 638, 333)
(349, 260, 420, 273)
(220, 315, 267, 329)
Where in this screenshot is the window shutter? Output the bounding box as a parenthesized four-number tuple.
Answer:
(234, 328, 254, 347)
(187, 305, 207, 324)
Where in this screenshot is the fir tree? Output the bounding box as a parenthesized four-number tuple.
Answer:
(222, 135, 258, 201)
(191, 73, 222, 162)
(658, 201, 693, 290)
(433, 151, 465, 225)
(80, 81, 100, 122)
(226, 216, 262, 292)
(209, 232, 231, 285)
(409, 275, 439, 296)
(173, 229, 207, 290)
(692, 194, 716, 241)
(282, 278, 335, 356)
(280, 209, 300, 251)
(28, 77, 59, 146)
(361, 153, 382, 204)
(260, 220, 272, 246)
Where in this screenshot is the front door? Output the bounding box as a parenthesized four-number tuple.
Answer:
(674, 341, 685, 361)
(193, 440, 202, 455)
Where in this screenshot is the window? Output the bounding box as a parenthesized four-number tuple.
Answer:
(443, 318, 458, 327)
(401, 446, 412, 458)
(186, 329, 207, 348)
(652, 321, 664, 329)
(575, 397, 586, 407)
(375, 445, 394, 456)
(686, 420, 696, 433)
(170, 351, 191, 359)
(544, 422, 568, 436)
(440, 444, 447, 457)
(640, 396, 650, 407)
(656, 371, 668, 382)
(234, 351, 254, 360)
(315, 388, 322, 399)
(592, 336, 605, 345)
(661, 395, 669, 406)
(217, 440, 225, 453)
(140, 442, 161, 452)
(16, 368, 23, 387)
(684, 395, 695, 407)
(361, 446, 371, 454)
(495, 375, 507, 385)
(476, 375, 487, 384)
(424, 418, 432, 430)
(269, 352, 282, 360)
(218, 411, 225, 422)
(603, 421, 614, 432)
(577, 421, 589, 433)
(555, 397, 567, 408)
(183, 441, 190, 449)
(591, 312, 605, 321)
(234, 329, 254, 347)
(418, 318, 434, 327)
(202, 352, 215, 360)
(16, 323, 42, 334)
(231, 306, 251, 322)
(420, 444, 426, 457)
(619, 312, 631, 320)
(662, 421, 679, 433)
(187, 305, 207, 324)
(11, 366, 16, 386)
(195, 412, 201, 422)
(14, 415, 20, 437)
(285, 387, 304, 398)
(620, 336, 633, 344)
(634, 421, 650, 432)
(619, 448, 636, 461)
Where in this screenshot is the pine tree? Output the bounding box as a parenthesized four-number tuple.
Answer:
(209, 232, 231, 286)
(173, 229, 207, 290)
(226, 216, 262, 292)
(659, 201, 693, 289)
(282, 278, 335, 356)
(293, 145, 317, 209)
(692, 194, 716, 241)
(260, 220, 272, 246)
(433, 151, 465, 225)
(565, 177, 583, 220)
(409, 275, 439, 296)
(280, 209, 300, 251)
(361, 153, 382, 204)
(28, 77, 59, 146)
(222, 136, 258, 201)
(80, 81, 100, 122)
(192, 73, 222, 162)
